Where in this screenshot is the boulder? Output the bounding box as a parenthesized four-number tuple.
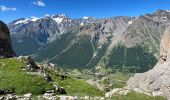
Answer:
(23, 93, 32, 98)
(127, 26, 170, 99)
(26, 56, 39, 71)
(57, 87, 66, 95)
(0, 88, 15, 95)
(43, 73, 53, 82)
(105, 88, 129, 98)
(0, 20, 15, 58)
(43, 93, 57, 100)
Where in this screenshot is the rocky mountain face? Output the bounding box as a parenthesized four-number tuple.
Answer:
(8, 10, 170, 72)
(0, 20, 15, 58)
(122, 10, 170, 55)
(127, 26, 170, 99)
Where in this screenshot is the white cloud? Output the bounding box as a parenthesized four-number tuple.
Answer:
(32, 0, 46, 7)
(0, 5, 16, 11)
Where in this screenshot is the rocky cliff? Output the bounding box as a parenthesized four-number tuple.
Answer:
(0, 21, 15, 58)
(127, 26, 170, 99)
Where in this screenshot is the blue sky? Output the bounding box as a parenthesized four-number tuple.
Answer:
(0, 0, 170, 23)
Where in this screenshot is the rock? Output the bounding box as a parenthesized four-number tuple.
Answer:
(93, 96, 105, 100)
(0, 88, 15, 95)
(127, 26, 170, 99)
(44, 73, 53, 82)
(105, 88, 130, 98)
(152, 91, 164, 96)
(6, 94, 16, 100)
(52, 82, 66, 94)
(49, 63, 56, 67)
(53, 82, 59, 91)
(26, 56, 39, 71)
(0, 96, 4, 100)
(57, 87, 66, 95)
(43, 93, 57, 100)
(17, 56, 26, 62)
(105, 88, 121, 97)
(84, 95, 90, 99)
(23, 93, 32, 98)
(86, 79, 105, 91)
(59, 95, 77, 100)
(46, 90, 55, 93)
(0, 20, 15, 58)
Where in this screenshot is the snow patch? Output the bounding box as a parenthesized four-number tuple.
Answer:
(14, 16, 40, 25)
(59, 14, 66, 17)
(14, 19, 29, 25)
(52, 14, 66, 24)
(53, 17, 63, 24)
(83, 16, 89, 20)
(166, 10, 170, 12)
(80, 22, 84, 26)
(30, 16, 40, 22)
(128, 21, 133, 25)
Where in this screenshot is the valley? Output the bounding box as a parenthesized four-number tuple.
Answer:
(1, 9, 170, 100)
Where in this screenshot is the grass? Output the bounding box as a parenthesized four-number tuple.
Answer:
(0, 58, 104, 96)
(49, 68, 104, 96)
(111, 92, 166, 100)
(0, 58, 53, 95)
(109, 72, 133, 88)
(0, 58, 167, 99)
(54, 78, 104, 96)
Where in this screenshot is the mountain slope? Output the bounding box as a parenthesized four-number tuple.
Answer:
(0, 58, 104, 97)
(9, 10, 170, 72)
(127, 25, 170, 100)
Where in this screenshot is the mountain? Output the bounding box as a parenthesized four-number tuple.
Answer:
(0, 21, 167, 100)
(127, 25, 170, 99)
(8, 10, 170, 72)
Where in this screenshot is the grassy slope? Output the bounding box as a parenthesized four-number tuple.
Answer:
(108, 72, 132, 89)
(111, 92, 166, 100)
(0, 58, 103, 96)
(0, 59, 53, 95)
(0, 59, 166, 99)
(54, 78, 104, 96)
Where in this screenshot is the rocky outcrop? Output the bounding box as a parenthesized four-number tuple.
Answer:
(0, 20, 15, 58)
(127, 26, 170, 99)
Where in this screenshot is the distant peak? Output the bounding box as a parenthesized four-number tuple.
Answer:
(52, 14, 66, 18)
(166, 10, 170, 12)
(30, 16, 40, 21)
(154, 9, 170, 14)
(14, 16, 40, 25)
(83, 16, 89, 20)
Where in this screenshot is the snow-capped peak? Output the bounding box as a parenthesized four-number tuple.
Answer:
(14, 18, 29, 25)
(166, 10, 170, 12)
(128, 21, 133, 25)
(52, 14, 66, 18)
(52, 14, 66, 24)
(30, 16, 40, 22)
(14, 16, 40, 25)
(83, 16, 89, 20)
(52, 17, 64, 24)
(58, 14, 66, 17)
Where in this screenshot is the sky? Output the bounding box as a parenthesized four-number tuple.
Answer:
(0, 0, 170, 23)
